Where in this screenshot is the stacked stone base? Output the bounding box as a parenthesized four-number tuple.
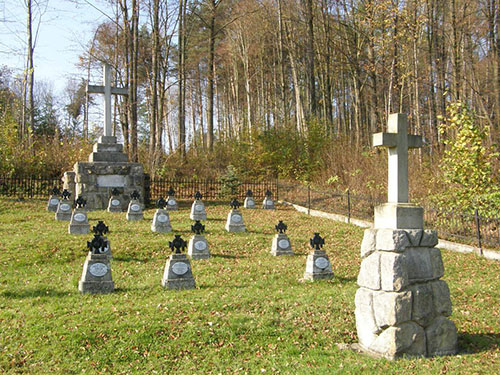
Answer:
(355, 228, 457, 359)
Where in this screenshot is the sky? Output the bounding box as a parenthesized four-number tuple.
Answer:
(0, 0, 114, 94)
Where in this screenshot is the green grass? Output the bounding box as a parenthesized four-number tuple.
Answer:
(0, 198, 499, 374)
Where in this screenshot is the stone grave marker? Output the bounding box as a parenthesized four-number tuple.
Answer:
(262, 189, 275, 210)
(303, 233, 333, 281)
(188, 220, 210, 260)
(190, 191, 207, 221)
(354, 113, 457, 360)
(47, 187, 61, 212)
(166, 187, 178, 211)
(107, 188, 123, 212)
(55, 189, 73, 221)
(68, 196, 90, 234)
(225, 198, 246, 232)
(243, 189, 256, 209)
(151, 197, 173, 233)
(271, 220, 294, 256)
(161, 235, 196, 290)
(93, 221, 111, 258)
(126, 190, 144, 221)
(78, 232, 114, 294)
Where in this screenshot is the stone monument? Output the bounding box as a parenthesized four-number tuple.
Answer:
(161, 235, 196, 290)
(271, 220, 294, 256)
(225, 199, 246, 232)
(354, 113, 457, 360)
(303, 233, 333, 281)
(151, 197, 173, 233)
(55, 189, 73, 221)
(93, 221, 111, 258)
(78, 233, 114, 294)
(126, 190, 144, 221)
(47, 187, 60, 212)
(68, 196, 90, 234)
(243, 189, 256, 209)
(166, 188, 178, 211)
(262, 189, 275, 209)
(63, 63, 144, 210)
(190, 191, 207, 221)
(107, 188, 124, 212)
(188, 220, 210, 260)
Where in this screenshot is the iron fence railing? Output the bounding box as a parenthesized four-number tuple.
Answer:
(0, 175, 62, 199)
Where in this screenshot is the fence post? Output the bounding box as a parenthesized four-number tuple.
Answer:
(307, 185, 311, 215)
(347, 189, 351, 224)
(275, 176, 279, 201)
(474, 208, 483, 256)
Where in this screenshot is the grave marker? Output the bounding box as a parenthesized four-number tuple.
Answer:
(303, 233, 333, 281)
(244, 189, 256, 209)
(69, 196, 90, 234)
(166, 187, 178, 211)
(47, 187, 60, 212)
(126, 190, 144, 221)
(271, 220, 294, 256)
(262, 189, 275, 210)
(190, 191, 207, 221)
(55, 189, 73, 221)
(107, 188, 123, 212)
(161, 235, 196, 290)
(225, 199, 246, 232)
(151, 197, 173, 233)
(78, 232, 114, 294)
(188, 220, 210, 259)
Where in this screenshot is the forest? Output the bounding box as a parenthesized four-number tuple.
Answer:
(1, 0, 499, 215)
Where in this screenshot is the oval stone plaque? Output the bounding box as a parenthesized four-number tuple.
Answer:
(315, 257, 329, 269)
(278, 239, 290, 249)
(167, 200, 176, 206)
(195, 204, 204, 212)
(157, 214, 168, 223)
(60, 203, 70, 211)
(194, 241, 207, 251)
(131, 204, 140, 212)
(266, 200, 273, 206)
(232, 214, 242, 223)
(111, 199, 120, 206)
(74, 213, 86, 222)
(49, 198, 59, 205)
(172, 262, 189, 276)
(89, 263, 108, 277)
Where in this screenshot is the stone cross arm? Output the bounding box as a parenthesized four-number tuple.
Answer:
(372, 132, 422, 149)
(87, 84, 128, 96)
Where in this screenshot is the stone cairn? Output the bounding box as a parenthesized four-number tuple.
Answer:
(262, 189, 275, 210)
(188, 220, 210, 260)
(303, 233, 333, 281)
(225, 198, 246, 233)
(107, 188, 123, 212)
(190, 191, 207, 221)
(126, 190, 144, 221)
(78, 228, 114, 294)
(354, 113, 457, 360)
(151, 197, 173, 233)
(162, 235, 196, 290)
(166, 187, 178, 211)
(47, 187, 61, 212)
(93, 221, 111, 258)
(55, 189, 73, 221)
(243, 189, 256, 209)
(271, 220, 294, 256)
(69, 196, 90, 235)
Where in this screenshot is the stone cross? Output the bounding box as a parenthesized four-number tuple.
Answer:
(372, 113, 422, 204)
(87, 63, 128, 137)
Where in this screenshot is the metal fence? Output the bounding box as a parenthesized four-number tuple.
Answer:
(0, 175, 62, 199)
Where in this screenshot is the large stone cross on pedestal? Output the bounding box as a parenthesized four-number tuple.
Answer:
(87, 63, 128, 137)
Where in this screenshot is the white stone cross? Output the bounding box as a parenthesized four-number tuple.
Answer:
(87, 63, 128, 137)
(372, 113, 422, 204)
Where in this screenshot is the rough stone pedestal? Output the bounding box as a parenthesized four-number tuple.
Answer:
(303, 249, 333, 281)
(78, 253, 114, 294)
(161, 253, 196, 290)
(151, 209, 172, 233)
(188, 234, 210, 259)
(47, 195, 60, 212)
(68, 208, 90, 234)
(190, 200, 207, 221)
(355, 205, 457, 359)
(166, 196, 178, 211)
(271, 233, 294, 256)
(244, 197, 256, 209)
(107, 195, 123, 212)
(225, 209, 246, 232)
(126, 199, 144, 221)
(55, 201, 73, 221)
(262, 196, 275, 209)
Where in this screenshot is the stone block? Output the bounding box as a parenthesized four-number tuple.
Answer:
(410, 283, 436, 327)
(151, 209, 172, 233)
(357, 252, 381, 290)
(98, 135, 117, 144)
(360, 229, 376, 258)
(405, 247, 433, 283)
(225, 209, 246, 233)
(430, 280, 452, 317)
(374, 203, 424, 230)
(161, 254, 196, 290)
(78, 253, 114, 294)
(405, 229, 423, 246)
(369, 322, 426, 359)
(303, 250, 334, 281)
(190, 200, 207, 221)
(425, 316, 457, 356)
(373, 290, 412, 329)
(376, 229, 410, 252)
(380, 252, 408, 292)
(89, 152, 129, 163)
(188, 234, 210, 260)
(262, 196, 275, 209)
(420, 230, 438, 247)
(244, 197, 256, 209)
(355, 288, 379, 348)
(429, 248, 444, 280)
(271, 233, 294, 256)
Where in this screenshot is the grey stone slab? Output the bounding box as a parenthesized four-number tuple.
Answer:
(190, 200, 207, 221)
(78, 253, 114, 294)
(373, 290, 412, 329)
(360, 229, 377, 259)
(430, 280, 452, 317)
(380, 252, 408, 292)
(368, 322, 426, 360)
(97, 175, 126, 187)
(225, 209, 246, 232)
(425, 316, 457, 356)
(47, 196, 60, 212)
(188, 234, 210, 259)
(357, 252, 381, 290)
(303, 250, 333, 281)
(355, 288, 379, 348)
(89, 152, 129, 163)
(151, 209, 172, 233)
(271, 233, 294, 256)
(244, 197, 256, 209)
(410, 283, 436, 327)
(262, 197, 275, 209)
(405, 247, 434, 283)
(374, 203, 424, 230)
(421, 230, 438, 247)
(376, 229, 411, 252)
(161, 254, 196, 290)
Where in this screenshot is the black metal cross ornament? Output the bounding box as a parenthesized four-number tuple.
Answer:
(157, 197, 167, 208)
(230, 198, 241, 209)
(111, 188, 120, 196)
(131, 190, 140, 200)
(310, 233, 325, 250)
(62, 189, 71, 200)
(75, 196, 87, 208)
(275, 220, 287, 234)
(50, 187, 61, 196)
(169, 234, 187, 254)
(246, 189, 253, 197)
(191, 220, 205, 234)
(167, 187, 175, 196)
(87, 234, 109, 254)
(194, 191, 203, 200)
(265, 189, 273, 198)
(93, 221, 109, 236)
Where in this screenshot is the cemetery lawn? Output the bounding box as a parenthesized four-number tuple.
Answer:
(0, 198, 499, 375)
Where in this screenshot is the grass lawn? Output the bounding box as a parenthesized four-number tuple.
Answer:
(0, 197, 499, 374)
